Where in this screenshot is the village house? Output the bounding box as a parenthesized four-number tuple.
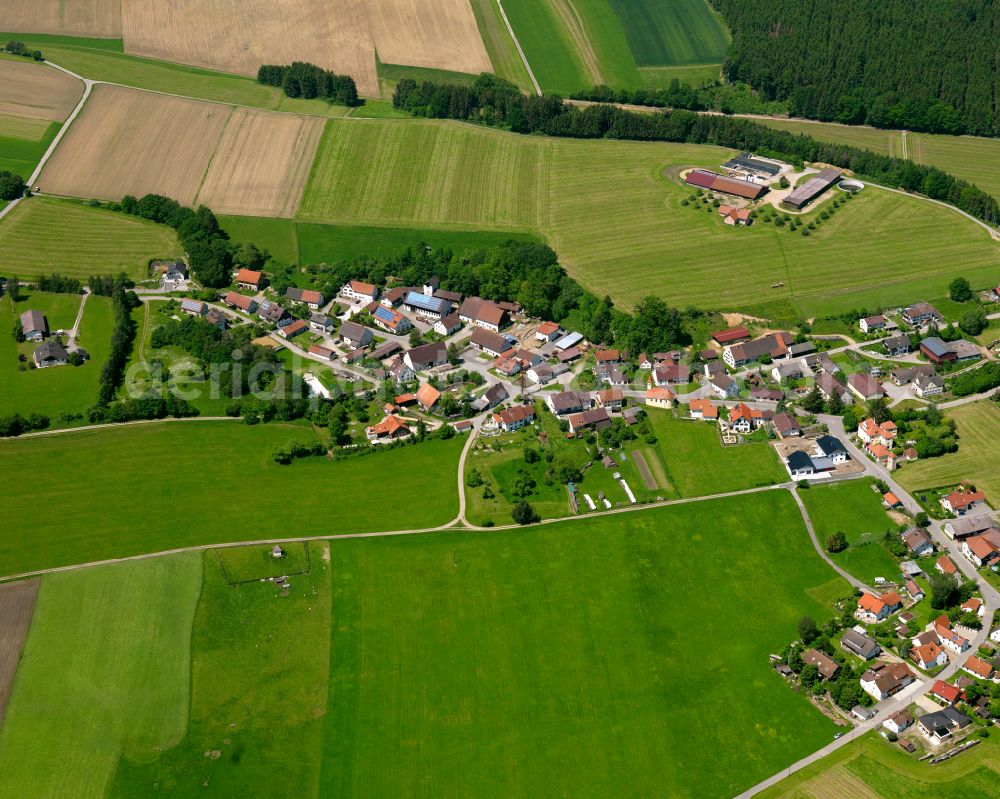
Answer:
(813, 435, 848, 464)
(380, 286, 408, 308)
(841, 628, 881, 660)
(32, 340, 68, 368)
(339, 320, 373, 349)
(459, 297, 508, 332)
(935, 617, 971, 654)
(284, 287, 324, 310)
(404, 342, 448, 372)
(235, 268, 265, 291)
(749, 387, 784, 403)
(883, 709, 914, 735)
(847, 372, 884, 402)
(257, 300, 289, 327)
(717, 204, 752, 225)
(180, 299, 207, 317)
(930, 679, 964, 705)
(547, 391, 591, 416)
(802, 649, 840, 680)
(387, 357, 414, 383)
(688, 398, 718, 421)
(340, 279, 379, 304)
(205, 308, 227, 330)
(403, 291, 452, 320)
(371, 304, 412, 334)
(469, 327, 514, 358)
(962, 533, 1000, 567)
(224, 291, 258, 314)
(882, 333, 911, 356)
(771, 362, 803, 383)
(708, 375, 739, 399)
(962, 655, 994, 680)
(902, 302, 942, 327)
(722, 331, 794, 368)
(653, 362, 689, 386)
(861, 661, 915, 701)
(434, 312, 462, 336)
(596, 388, 624, 410)
(278, 319, 308, 339)
(415, 383, 441, 411)
(728, 403, 772, 434)
(493, 404, 535, 432)
(902, 528, 934, 556)
(309, 344, 335, 360)
(890, 364, 936, 386)
(942, 489, 986, 516)
(773, 412, 801, 438)
(961, 597, 985, 617)
(309, 313, 335, 334)
(856, 591, 901, 623)
(535, 321, 562, 343)
(919, 707, 971, 742)
(911, 640, 948, 670)
(472, 383, 508, 412)
(20, 309, 48, 341)
(944, 516, 998, 541)
(814, 372, 849, 404)
(366, 414, 410, 443)
(859, 314, 887, 334)
(567, 407, 612, 434)
(644, 387, 676, 409)
(936, 555, 959, 575)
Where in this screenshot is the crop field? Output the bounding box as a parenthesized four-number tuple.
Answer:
(0, 198, 180, 279)
(0, 555, 201, 799)
(646, 411, 785, 496)
(195, 107, 325, 217)
(0, 290, 113, 419)
(0, 579, 38, 725)
(299, 118, 1000, 313)
(0, 114, 59, 178)
(758, 731, 1000, 798)
(0, 59, 83, 121)
(607, 0, 730, 67)
(0, 422, 464, 576)
(467, 0, 534, 91)
(798, 479, 901, 584)
(38, 84, 229, 203)
(897, 400, 1000, 506)
(502, 0, 596, 94)
(319, 492, 843, 797)
(0, 0, 121, 37)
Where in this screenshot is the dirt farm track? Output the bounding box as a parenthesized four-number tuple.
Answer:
(37, 84, 325, 217)
(0, 579, 39, 727)
(1, 0, 493, 98)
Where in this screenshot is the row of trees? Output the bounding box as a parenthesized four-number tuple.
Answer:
(35, 273, 83, 294)
(711, 0, 1000, 137)
(87, 394, 198, 425)
(4, 41, 42, 61)
(571, 79, 787, 117)
(257, 62, 359, 106)
(0, 412, 49, 438)
(392, 75, 999, 225)
(96, 279, 141, 405)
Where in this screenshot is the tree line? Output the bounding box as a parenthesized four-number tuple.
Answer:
(393, 75, 999, 224)
(710, 0, 1000, 137)
(3, 41, 42, 61)
(95, 277, 140, 406)
(571, 79, 786, 117)
(257, 62, 359, 106)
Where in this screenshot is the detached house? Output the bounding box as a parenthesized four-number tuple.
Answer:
(962, 533, 1000, 567)
(722, 331, 794, 368)
(942, 490, 986, 517)
(224, 291, 258, 314)
(339, 320, 373, 349)
(815, 372, 849, 403)
(688, 398, 718, 421)
(861, 662, 915, 701)
(848, 372, 884, 401)
(841, 628, 880, 660)
(235, 268, 265, 291)
(372, 304, 412, 334)
(882, 334, 911, 356)
(33, 340, 68, 368)
(856, 592, 896, 623)
(285, 287, 324, 309)
(469, 327, 514, 358)
(404, 342, 448, 372)
(645, 387, 676, 409)
(902, 302, 942, 327)
(341, 280, 379, 304)
(567, 407, 611, 434)
(708, 375, 739, 399)
(911, 641, 948, 670)
(859, 314, 887, 334)
(728, 403, 771, 433)
(492, 404, 535, 432)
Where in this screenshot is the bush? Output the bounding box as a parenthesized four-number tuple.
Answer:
(0, 170, 26, 201)
(512, 500, 540, 525)
(826, 531, 848, 553)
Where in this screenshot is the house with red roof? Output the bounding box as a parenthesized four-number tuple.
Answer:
(688, 398, 718, 421)
(856, 592, 893, 623)
(936, 555, 958, 575)
(366, 414, 410, 442)
(962, 655, 994, 680)
(930, 680, 963, 705)
(235, 268, 265, 290)
(942, 489, 986, 517)
(962, 533, 1000, 567)
(911, 641, 948, 670)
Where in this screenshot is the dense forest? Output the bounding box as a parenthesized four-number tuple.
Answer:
(394, 76, 999, 224)
(711, 0, 1000, 136)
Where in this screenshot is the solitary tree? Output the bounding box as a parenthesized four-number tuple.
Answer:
(798, 615, 820, 644)
(825, 531, 848, 553)
(949, 276, 973, 302)
(512, 500, 540, 525)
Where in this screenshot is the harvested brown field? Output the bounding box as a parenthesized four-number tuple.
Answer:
(0, 0, 121, 37)
(121, 0, 378, 96)
(630, 449, 659, 490)
(119, 0, 492, 97)
(0, 60, 83, 122)
(196, 107, 325, 217)
(38, 84, 231, 204)
(367, 0, 491, 74)
(0, 579, 39, 727)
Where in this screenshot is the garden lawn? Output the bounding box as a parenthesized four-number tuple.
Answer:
(111, 548, 332, 797)
(0, 555, 201, 799)
(0, 422, 463, 576)
(758, 731, 1000, 798)
(897, 400, 1000, 506)
(0, 291, 113, 418)
(320, 491, 845, 798)
(798, 479, 902, 585)
(646, 410, 785, 496)
(0, 198, 181, 279)
(298, 118, 1000, 313)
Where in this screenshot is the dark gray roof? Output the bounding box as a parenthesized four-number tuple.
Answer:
(786, 451, 814, 472)
(34, 340, 68, 361)
(723, 153, 782, 176)
(919, 707, 970, 733)
(815, 435, 846, 456)
(20, 309, 46, 333)
(921, 337, 951, 358)
(841, 628, 879, 656)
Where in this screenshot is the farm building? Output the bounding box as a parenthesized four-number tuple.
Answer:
(403, 291, 451, 319)
(722, 153, 782, 180)
(685, 169, 766, 200)
(782, 169, 841, 210)
(19, 309, 48, 341)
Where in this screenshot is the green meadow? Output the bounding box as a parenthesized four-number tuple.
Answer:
(0, 198, 181, 280)
(0, 422, 463, 576)
(0, 491, 846, 798)
(0, 555, 202, 799)
(607, 0, 730, 67)
(798, 479, 902, 584)
(0, 115, 59, 179)
(299, 118, 1000, 314)
(501, 0, 595, 94)
(0, 290, 112, 418)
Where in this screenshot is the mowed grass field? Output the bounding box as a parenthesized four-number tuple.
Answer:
(758, 731, 1000, 798)
(0, 421, 464, 576)
(646, 411, 786, 495)
(798, 479, 901, 584)
(0, 198, 181, 279)
(320, 492, 844, 797)
(0, 555, 202, 799)
(897, 400, 1000, 506)
(607, 0, 730, 67)
(0, 114, 59, 178)
(299, 118, 1000, 314)
(0, 290, 113, 418)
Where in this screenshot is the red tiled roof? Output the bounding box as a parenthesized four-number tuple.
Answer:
(236, 268, 263, 286)
(712, 326, 751, 344)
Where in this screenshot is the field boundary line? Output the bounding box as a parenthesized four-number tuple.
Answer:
(192, 103, 236, 206)
(494, 0, 542, 95)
